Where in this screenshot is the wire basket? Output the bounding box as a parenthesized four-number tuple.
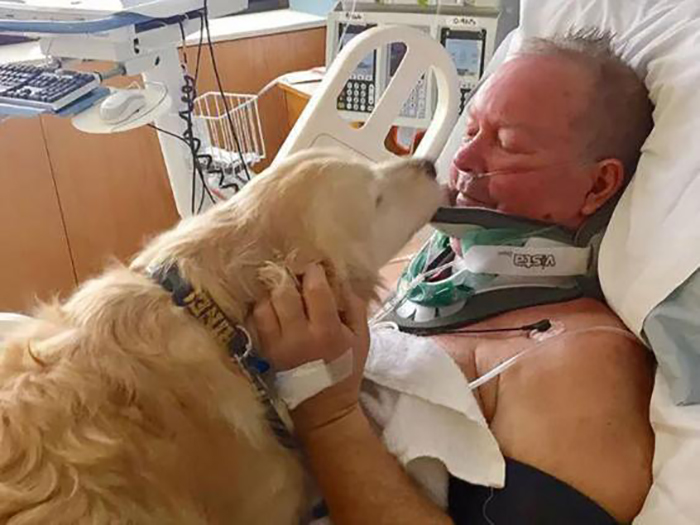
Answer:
(193, 91, 265, 197)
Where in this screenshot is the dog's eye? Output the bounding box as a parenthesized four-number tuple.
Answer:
(375, 195, 384, 207)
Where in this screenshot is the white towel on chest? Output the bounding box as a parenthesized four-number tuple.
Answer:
(360, 326, 505, 507)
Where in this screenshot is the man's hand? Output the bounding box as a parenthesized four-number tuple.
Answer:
(254, 263, 453, 525)
(253, 263, 370, 433)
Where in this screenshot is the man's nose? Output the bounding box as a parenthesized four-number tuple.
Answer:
(453, 137, 487, 174)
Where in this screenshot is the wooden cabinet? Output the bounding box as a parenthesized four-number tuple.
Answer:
(279, 81, 317, 130)
(0, 27, 326, 312)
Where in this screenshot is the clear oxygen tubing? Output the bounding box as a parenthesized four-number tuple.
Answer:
(451, 159, 595, 187)
(369, 236, 457, 326)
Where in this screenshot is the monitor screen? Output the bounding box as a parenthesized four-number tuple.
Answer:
(388, 27, 429, 77)
(445, 37, 482, 77)
(338, 24, 374, 78)
(389, 42, 406, 77)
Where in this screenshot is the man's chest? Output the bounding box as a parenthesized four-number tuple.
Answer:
(431, 331, 530, 421)
(424, 297, 633, 421)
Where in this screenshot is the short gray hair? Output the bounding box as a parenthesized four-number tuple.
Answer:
(518, 29, 654, 182)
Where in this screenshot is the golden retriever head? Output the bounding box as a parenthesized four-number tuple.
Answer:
(133, 149, 444, 315)
(240, 149, 444, 297)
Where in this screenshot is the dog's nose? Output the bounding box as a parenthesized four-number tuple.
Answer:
(415, 159, 437, 179)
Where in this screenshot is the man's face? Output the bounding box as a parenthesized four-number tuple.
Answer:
(449, 54, 597, 229)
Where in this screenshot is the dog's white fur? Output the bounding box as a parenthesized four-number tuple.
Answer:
(0, 149, 443, 524)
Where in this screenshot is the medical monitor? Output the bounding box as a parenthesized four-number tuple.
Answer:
(339, 24, 375, 77)
(440, 28, 486, 114)
(444, 35, 483, 77)
(336, 23, 377, 115)
(326, 4, 499, 129)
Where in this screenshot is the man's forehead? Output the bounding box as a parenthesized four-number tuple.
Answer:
(467, 54, 592, 128)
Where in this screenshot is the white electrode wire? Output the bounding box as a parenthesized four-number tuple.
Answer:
(467, 325, 642, 391)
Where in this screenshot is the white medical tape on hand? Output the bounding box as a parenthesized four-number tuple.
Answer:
(274, 349, 354, 410)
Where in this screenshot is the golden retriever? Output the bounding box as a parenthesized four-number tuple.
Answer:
(0, 149, 443, 524)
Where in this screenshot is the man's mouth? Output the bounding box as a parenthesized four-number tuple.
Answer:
(454, 191, 494, 208)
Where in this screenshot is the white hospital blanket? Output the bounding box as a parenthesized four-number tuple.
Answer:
(309, 327, 504, 524)
(361, 327, 505, 506)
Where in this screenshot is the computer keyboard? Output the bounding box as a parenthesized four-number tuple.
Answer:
(0, 63, 100, 112)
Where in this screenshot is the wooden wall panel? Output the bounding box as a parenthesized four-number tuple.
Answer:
(0, 119, 76, 312)
(40, 114, 179, 282)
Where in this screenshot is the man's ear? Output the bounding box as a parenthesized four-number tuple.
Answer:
(581, 158, 626, 216)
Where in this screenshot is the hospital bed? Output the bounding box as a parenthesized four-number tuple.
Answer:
(277, 0, 700, 522)
(3, 0, 700, 522)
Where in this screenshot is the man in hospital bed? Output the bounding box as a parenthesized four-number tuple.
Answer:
(254, 31, 655, 524)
